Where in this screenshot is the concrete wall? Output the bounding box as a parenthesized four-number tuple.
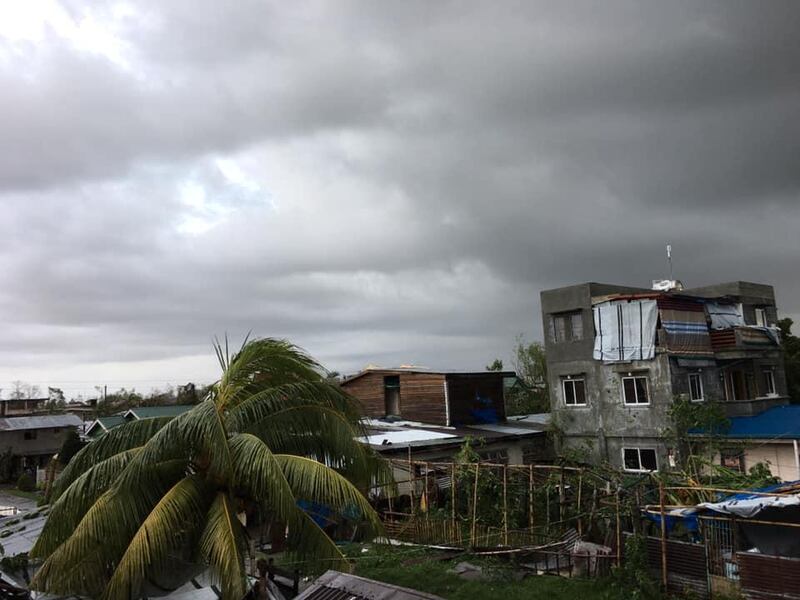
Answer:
(743, 442, 800, 482)
(0, 427, 73, 457)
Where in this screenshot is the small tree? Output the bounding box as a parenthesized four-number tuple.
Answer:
(778, 318, 800, 402)
(506, 335, 549, 415)
(485, 358, 504, 371)
(57, 430, 83, 467)
(17, 473, 36, 493)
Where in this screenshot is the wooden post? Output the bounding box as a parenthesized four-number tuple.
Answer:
(424, 462, 430, 521)
(546, 480, 551, 533)
(577, 471, 583, 536)
(658, 480, 668, 590)
(502, 465, 508, 546)
(528, 465, 535, 536)
(408, 447, 415, 512)
(451, 463, 456, 522)
(471, 462, 480, 548)
(615, 489, 621, 567)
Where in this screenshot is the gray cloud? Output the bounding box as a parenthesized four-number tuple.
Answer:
(1, 1, 799, 396)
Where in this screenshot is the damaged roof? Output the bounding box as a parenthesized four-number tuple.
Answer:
(296, 570, 445, 600)
(0, 414, 83, 432)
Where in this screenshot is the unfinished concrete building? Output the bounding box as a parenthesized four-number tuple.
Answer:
(540, 281, 789, 472)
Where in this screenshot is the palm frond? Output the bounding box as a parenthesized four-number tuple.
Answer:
(225, 381, 364, 433)
(242, 404, 384, 487)
(50, 417, 172, 501)
(199, 492, 248, 600)
(228, 434, 350, 571)
(274, 454, 383, 535)
(102, 475, 211, 600)
(116, 400, 230, 488)
(31, 458, 189, 596)
(229, 433, 296, 520)
(214, 338, 325, 410)
(31, 448, 140, 559)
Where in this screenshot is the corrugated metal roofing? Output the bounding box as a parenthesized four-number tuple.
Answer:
(0, 414, 82, 431)
(296, 571, 444, 600)
(359, 430, 457, 446)
(691, 405, 800, 439)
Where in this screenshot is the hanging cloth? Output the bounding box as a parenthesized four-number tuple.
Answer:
(593, 299, 658, 362)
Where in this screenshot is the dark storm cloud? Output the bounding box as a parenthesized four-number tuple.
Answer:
(0, 1, 799, 393)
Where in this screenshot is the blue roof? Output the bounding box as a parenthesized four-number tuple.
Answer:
(692, 404, 800, 439)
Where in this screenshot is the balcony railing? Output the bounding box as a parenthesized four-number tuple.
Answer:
(709, 326, 779, 352)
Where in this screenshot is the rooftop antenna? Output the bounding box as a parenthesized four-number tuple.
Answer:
(666, 244, 673, 280)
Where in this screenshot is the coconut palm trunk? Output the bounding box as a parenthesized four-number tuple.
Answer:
(30, 338, 388, 599)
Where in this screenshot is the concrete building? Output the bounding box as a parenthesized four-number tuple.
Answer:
(0, 413, 83, 476)
(540, 281, 788, 472)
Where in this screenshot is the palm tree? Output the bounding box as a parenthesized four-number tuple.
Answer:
(31, 338, 388, 599)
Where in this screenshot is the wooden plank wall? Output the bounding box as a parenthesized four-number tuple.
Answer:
(342, 372, 448, 425)
(446, 374, 506, 426)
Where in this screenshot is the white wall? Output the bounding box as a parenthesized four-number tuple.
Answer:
(745, 441, 800, 482)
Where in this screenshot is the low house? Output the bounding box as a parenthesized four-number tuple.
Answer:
(691, 404, 800, 481)
(85, 404, 196, 439)
(0, 397, 47, 417)
(0, 414, 83, 476)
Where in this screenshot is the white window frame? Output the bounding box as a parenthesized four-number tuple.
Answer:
(688, 373, 704, 402)
(622, 447, 658, 472)
(763, 370, 776, 396)
(621, 375, 650, 406)
(754, 307, 767, 327)
(562, 377, 587, 407)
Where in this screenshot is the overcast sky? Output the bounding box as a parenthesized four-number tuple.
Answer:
(1, 1, 799, 398)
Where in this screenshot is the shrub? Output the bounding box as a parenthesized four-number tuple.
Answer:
(16, 473, 36, 492)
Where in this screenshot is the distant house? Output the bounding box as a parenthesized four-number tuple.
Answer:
(85, 416, 127, 440)
(0, 397, 48, 417)
(691, 404, 800, 481)
(0, 414, 83, 475)
(85, 404, 195, 440)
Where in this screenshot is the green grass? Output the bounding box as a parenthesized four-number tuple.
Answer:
(2, 488, 41, 501)
(341, 545, 627, 600)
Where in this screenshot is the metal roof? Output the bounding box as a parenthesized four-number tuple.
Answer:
(123, 404, 195, 420)
(690, 405, 800, 440)
(342, 368, 515, 384)
(0, 414, 82, 432)
(86, 415, 127, 436)
(296, 571, 444, 600)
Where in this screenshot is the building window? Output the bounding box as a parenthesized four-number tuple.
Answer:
(622, 375, 649, 405)
(720, 449, 745, 473)
(53, 427, 61, 434)
(763, 370, 776, 396)
(478, 448, 508, 464)
(725, 369, 754, 401)
(384, 376, 400, 417)
(550, 311, 583, 343)
(622, 447, 658, 472)
(562, 377, 587, 406)
(754, 307, 767, 327)
(24, 431, 37, 441)
(688, 373, 704, 402)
